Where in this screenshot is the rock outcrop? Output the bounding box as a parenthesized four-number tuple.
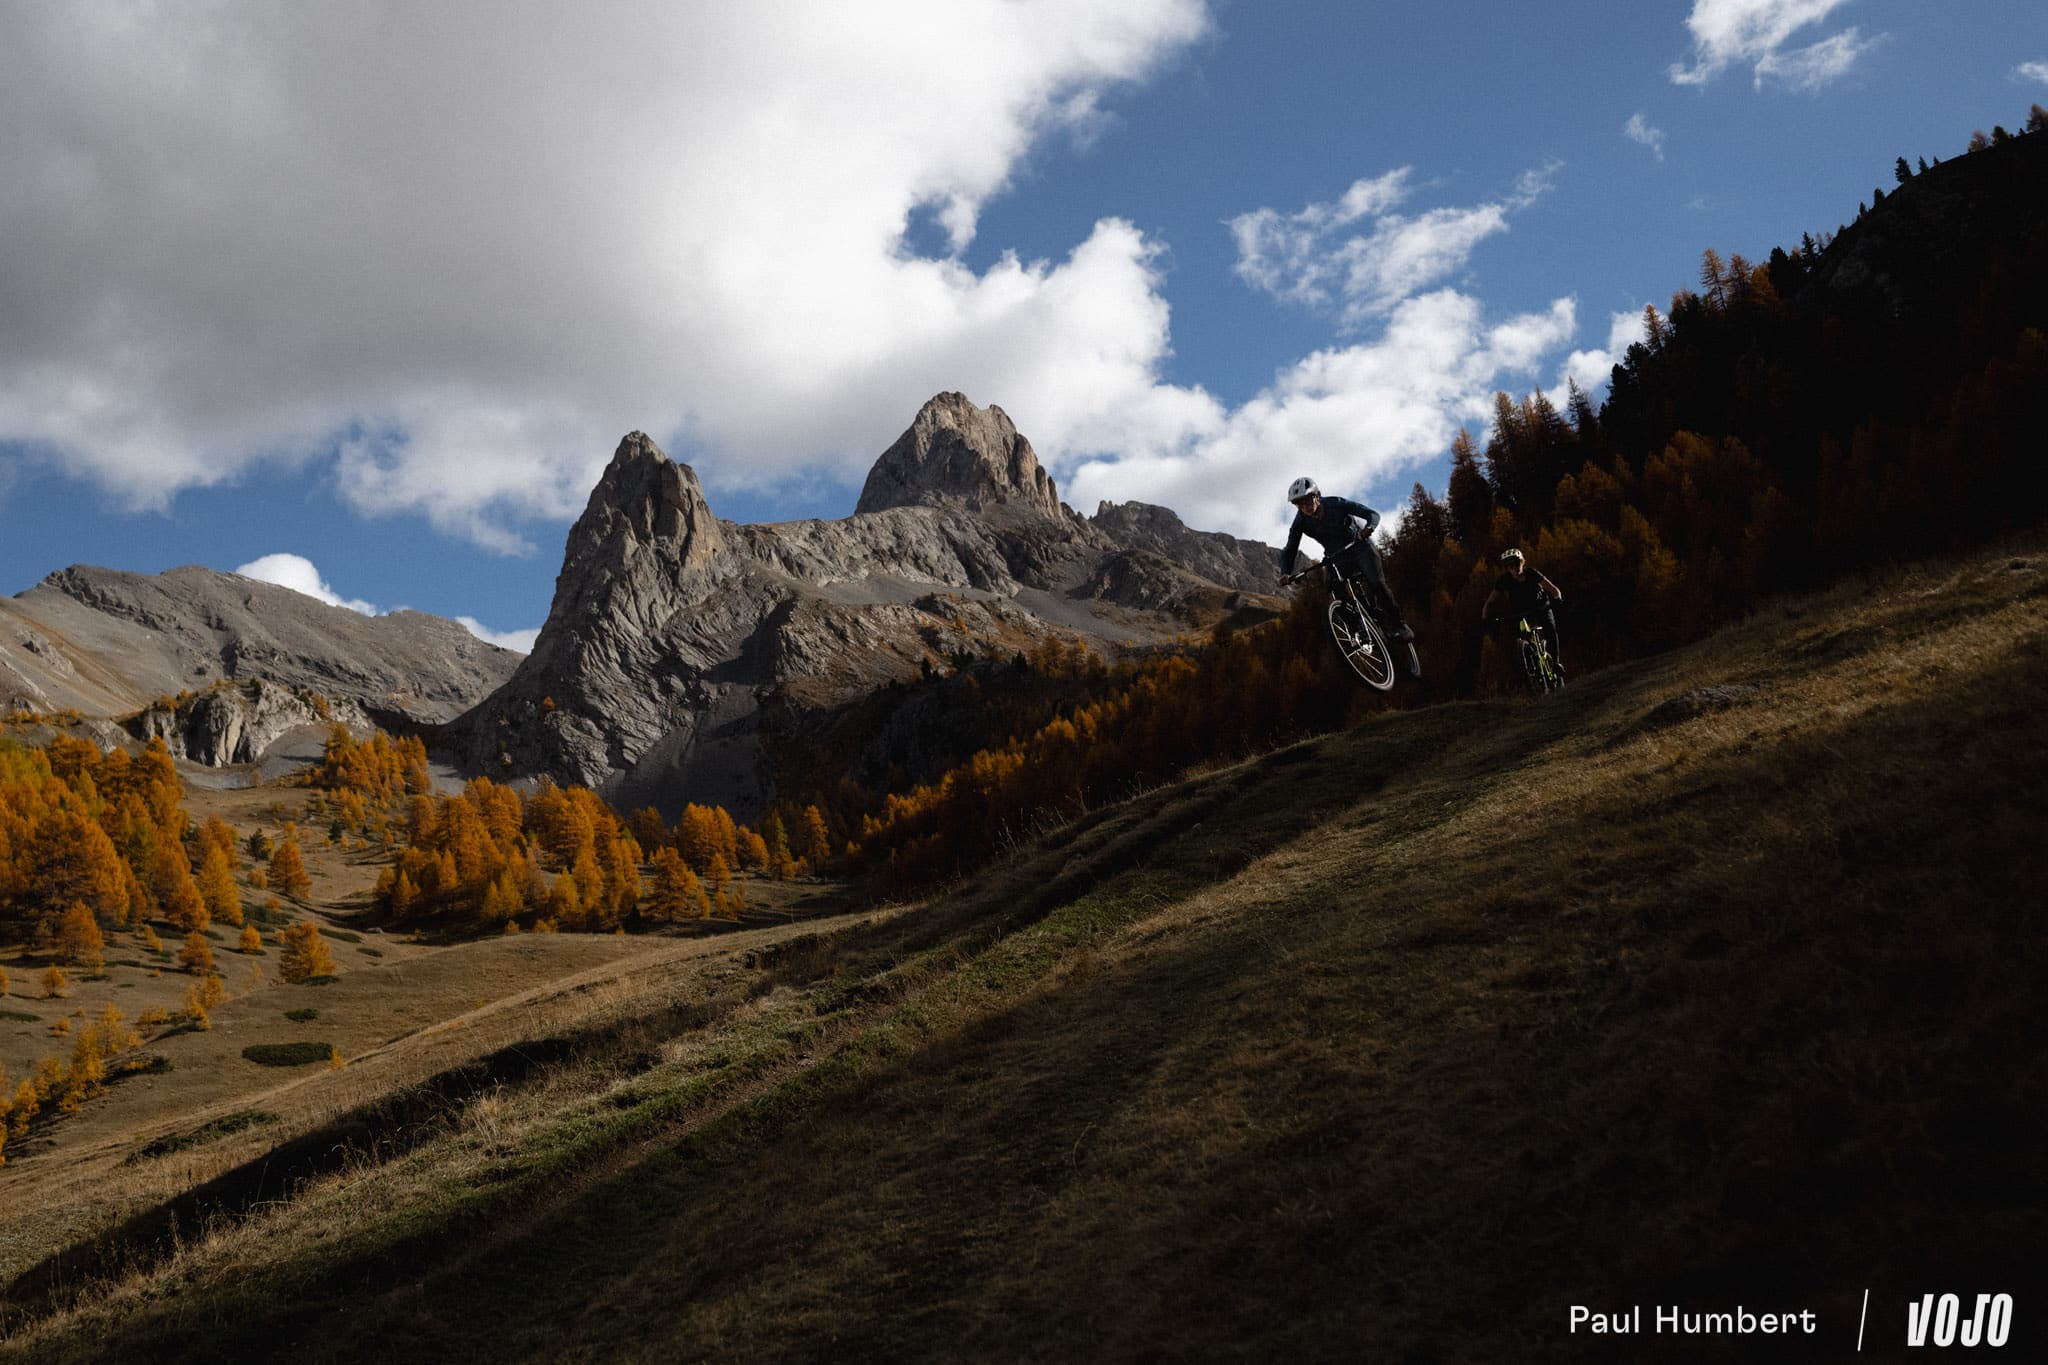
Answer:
(1089, 501, 1279, 595)
(0, 564, 522, 750)
(855, 392, 1067, 519)
(131, 679, 375, 766)
(447, 394, 1282, 812)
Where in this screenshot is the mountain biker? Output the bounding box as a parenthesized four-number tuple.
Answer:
(1277, 477, 1413, 640)
(1483, 548, 1563, 674)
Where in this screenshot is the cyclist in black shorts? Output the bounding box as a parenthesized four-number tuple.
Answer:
(1277, 477, 1412, 640)
(1483, 548, 1562, 673)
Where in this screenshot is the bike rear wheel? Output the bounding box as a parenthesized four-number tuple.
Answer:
(1329, 596, 1397, 691)
(1517, 638, 1546, 697)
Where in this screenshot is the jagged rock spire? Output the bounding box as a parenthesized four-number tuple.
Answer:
(553, 431, 727, 607)
(855, 392, 1063, 518)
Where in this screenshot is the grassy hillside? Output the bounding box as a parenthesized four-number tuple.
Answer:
(4, 539, 2043, 1361)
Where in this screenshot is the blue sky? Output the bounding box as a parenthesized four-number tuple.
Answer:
(3, 1, 2043, 647)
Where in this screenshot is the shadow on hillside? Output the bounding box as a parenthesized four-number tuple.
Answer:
(19, 572, 2042, 1362)
(275, 633, 2043, 1363)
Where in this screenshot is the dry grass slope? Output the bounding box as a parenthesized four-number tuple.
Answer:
(3, 541, 2043, 1362)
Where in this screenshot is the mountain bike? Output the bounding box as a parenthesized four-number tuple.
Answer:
(1512, 615, 1564, 697)
(1287, 562, 1420, 691)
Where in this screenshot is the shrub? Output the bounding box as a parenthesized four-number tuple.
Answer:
(130, 1109, 277, 1161)
(180, 974, 227, 1029)
(241, 1042, 338, 1067)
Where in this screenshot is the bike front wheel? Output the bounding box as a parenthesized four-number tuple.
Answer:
(1329, 597, 1398, 691)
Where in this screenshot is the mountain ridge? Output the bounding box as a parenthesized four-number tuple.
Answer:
(1, 563, 521, 743)
(445, 395, 1283, 811)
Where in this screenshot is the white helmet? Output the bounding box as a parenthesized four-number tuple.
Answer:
(1287, 476, 1320, 504)
(1501, 547, 1525, 565)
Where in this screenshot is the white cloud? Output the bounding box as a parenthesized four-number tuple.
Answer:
(1559, 308, 1651, 396)
(4, 4, 1618, 569)
(1755, 27, 1878, 91)
(232, 553, 378, 615)
(1064, 290, 1579, 548)
(1668, 0, 1876, 90)
(0, 2, 1211, 550)
(1624, 113, 1666, 161)
(1229, 165, 1557, 326)
(455, 618, 540, 654)
(2017, 61, 2048, 85)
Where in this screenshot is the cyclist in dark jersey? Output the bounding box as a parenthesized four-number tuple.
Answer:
(1483, 548, 1563, 673)
(1277, 477, 1412, 640)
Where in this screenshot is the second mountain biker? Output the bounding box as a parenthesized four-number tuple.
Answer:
(1482, 547, 1564, 677)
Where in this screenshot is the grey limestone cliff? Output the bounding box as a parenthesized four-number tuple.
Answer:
(448, 394, 1280, 812)
(132, 679, 376, 767)
(1089, 500, 1280, 595)
(0, 563, 521, 758)
(855, 391, 1068, 519)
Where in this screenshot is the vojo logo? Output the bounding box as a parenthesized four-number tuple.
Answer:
(1906, 1294, 2012, 1348)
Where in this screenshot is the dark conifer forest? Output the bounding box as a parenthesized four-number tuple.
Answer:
(787, 121, 2048, 892)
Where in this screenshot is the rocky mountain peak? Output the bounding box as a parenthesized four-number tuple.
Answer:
(556, 431, 728, 602)
(447, 405, 1282, 809)
(855, 392, 1064, 519)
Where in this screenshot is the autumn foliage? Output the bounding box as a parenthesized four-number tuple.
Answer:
(1, 735, 195, 948)
(810, 128, 2048, 894)
(277, 922, 336, 982)
(321, 742, 766, 931)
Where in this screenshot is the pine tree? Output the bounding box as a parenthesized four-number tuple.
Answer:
(63, 1024, 109, 1109)
(647, 847, 691, 921)
(24, 811, 127, 925)
(1698, 247, 1727, 306)
(167, 864, 210, 931)
(10, 1078, 38, 1138)
(198, 843, 242, 926)
(239, 923, 264, 954)
(675, 804, 723, 872)
(278, 923, 336, 982)
(1446, 429, 1494, 546)
(546, 873, 582, 927)
(1642, 303, 1668, 350)
(56, 904, 105, 971)
(178, 931, 215, 976)
(799, 806, 833, 869)
(627, 806, 668, 852)
(390, 870, 419, 919)
(269, 837, 312, 900)
(763, 811, 794, 880)
(738, 829, 769, 872)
